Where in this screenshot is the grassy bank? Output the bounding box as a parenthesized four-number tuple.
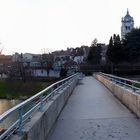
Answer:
(0, 79, 55, 99)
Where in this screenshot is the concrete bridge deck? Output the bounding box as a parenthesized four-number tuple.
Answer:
(48, 76, 140, 140)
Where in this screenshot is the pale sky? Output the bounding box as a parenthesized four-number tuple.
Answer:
(0, 0, 139, 55)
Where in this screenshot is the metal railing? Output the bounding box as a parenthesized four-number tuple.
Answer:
(99, 72, 140, 92)
(0, 73, 80, 140)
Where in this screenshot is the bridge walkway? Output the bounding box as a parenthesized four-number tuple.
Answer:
(48, 76, 140, 140)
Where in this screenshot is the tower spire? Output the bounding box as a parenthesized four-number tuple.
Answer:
(121, 9, 134, 39)
(127, 8, 129, 15)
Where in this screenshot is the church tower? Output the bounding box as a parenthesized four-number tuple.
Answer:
(121, 9, 134, 39)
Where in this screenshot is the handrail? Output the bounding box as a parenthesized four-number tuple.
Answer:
(98, 72, 140, 92)
(100, 72, 140, 84)
(0, 73, 80, 140)
(0, 73, 77, 121)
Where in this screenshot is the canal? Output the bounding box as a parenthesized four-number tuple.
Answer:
(0, 99, 21, 115)
(0, 99, 21, 131)
(0, 98, 37, 132)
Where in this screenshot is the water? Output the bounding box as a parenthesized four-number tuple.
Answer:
(0, 99, 36, 132)
(0, 99, 21, 131)
(0, 99, 21, 115)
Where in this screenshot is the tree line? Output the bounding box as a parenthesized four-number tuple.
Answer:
(106, 28, 140, 64)
(87, 28, 140, 65)
(86, 28, 140, 74)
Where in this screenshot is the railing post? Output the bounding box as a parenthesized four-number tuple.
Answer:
(124, 80, 127, 88)
(118, 79, 120, 85)
(39, 95, 44, 112)
(61, 81, 64, 89)
(51, 87, 54, 96)
(132, 82, 135, 92)
(63, 81, 66, 89)
(18, 108, 23, 134)
(118, 79, 121, 85)
(57, 83, 60, 91)
(113, 78, 116, 83)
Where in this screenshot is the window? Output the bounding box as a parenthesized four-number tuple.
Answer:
(125, 26, 131, 30)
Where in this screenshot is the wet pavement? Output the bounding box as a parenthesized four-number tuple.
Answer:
(48, 76, 140, 140)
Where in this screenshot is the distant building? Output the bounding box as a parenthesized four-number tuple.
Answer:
(62, 60, 78, 70)
(73, 56, 84, 64)
(52, 46, 89, 70)
(121, 9, 134, 39)
(62, 60, 78, 76)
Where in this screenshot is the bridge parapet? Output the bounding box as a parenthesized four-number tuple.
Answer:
(0, 73, 80, 140)
(95, 72, 140, 118)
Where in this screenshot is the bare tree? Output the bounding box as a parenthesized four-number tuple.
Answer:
(91, 38, 98, 47)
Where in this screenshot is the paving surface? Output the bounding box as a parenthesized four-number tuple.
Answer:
(48, 76, 140, 140)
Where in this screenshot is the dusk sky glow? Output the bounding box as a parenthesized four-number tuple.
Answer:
(0, 0, 139, 54)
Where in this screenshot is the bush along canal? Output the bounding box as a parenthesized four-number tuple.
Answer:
(0, 79, 55, 99)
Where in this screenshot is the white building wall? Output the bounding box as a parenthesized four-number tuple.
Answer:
(74, 56, 83, 64)
(23, 53, 33, 62)
(33, 69, 60, 77)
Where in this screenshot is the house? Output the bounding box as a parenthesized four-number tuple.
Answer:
(52, 50, 70, 70)
(62, 60, 78, 76)
(12, 53, 48, 77)
(70, 46, 89, 64)
(73, 55, 84, 64)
